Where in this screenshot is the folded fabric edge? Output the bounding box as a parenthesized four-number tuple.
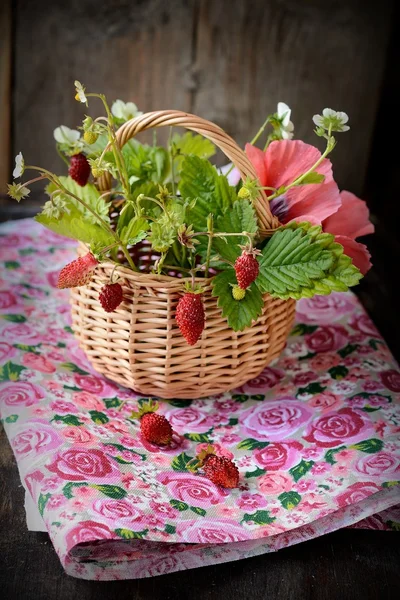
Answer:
(63, 486, 399, 580)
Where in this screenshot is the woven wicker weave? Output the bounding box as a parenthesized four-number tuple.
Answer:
(70, 111, 296, 399)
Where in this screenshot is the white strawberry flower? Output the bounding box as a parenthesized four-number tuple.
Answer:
(53, 126, 81, 145)
(74, 80, 87, 105)
(312, 108, 350, 132)
(111, 99, 143, 122)
(276, 102, 294, 139)
(13, 152, 25, 178)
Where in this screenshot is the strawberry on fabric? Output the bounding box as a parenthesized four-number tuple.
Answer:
(175, 289, 205, 346)
(68, 153, 91, 186)
(99, 282, 123, 312)
(131, 400, 173, 446)
(57, 253, 98, 289)
(188, 445, 239, 489)
(234, 248, 260, 289)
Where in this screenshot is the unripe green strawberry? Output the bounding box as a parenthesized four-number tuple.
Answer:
(232, 285, 246, 301)
(84, 130, 99, 145)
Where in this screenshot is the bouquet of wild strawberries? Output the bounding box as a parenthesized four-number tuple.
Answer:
(7, 82, 374, 396)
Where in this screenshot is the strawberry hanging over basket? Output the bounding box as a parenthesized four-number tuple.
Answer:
(8, 84, 374, 399)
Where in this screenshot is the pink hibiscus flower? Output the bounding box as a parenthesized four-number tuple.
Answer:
(245, 140, 374, 274)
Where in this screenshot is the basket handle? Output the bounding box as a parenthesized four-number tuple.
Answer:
(97, 110, 279, 234)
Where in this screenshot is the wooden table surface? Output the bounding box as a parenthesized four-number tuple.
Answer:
(1, 428, 399, 600)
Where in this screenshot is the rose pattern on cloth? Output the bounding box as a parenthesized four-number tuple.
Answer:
(0, 219, 399, 581)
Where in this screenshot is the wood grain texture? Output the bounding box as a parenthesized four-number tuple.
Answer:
(0, 0, 12, 194)
(12, 0, 393, 197)
(1, 428, 399, 599)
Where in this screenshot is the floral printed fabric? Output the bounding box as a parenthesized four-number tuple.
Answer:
(0, 219, 399, 581)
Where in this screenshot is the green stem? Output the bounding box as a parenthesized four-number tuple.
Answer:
(204, 215, 214, 278)
(266, 135, 335, 202)
(56, 145, 70, 167)
(26, 165, 138, 272)
(168, 127, 176, 196)
(251, 116, 271, 146)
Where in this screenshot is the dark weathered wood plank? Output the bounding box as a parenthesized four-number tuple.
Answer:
(192, 0, 393, 194)
(0, 0, 12, 195)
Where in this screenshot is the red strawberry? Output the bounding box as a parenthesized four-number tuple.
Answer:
(234, 250, 259, 289)
(57, 253, 98, 289)
(68, 153, 91, 186)
(203, 454, 239, 489)
(99, 282, 123, 312)
(140, 412, 173, 445)
(175, 292, 205, 345)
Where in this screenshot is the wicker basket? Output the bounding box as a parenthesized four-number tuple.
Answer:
(70, 111, 296, 399)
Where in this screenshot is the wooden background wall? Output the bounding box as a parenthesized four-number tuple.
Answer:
(0, 0, 398, 356)
(0, 0, 394, 197)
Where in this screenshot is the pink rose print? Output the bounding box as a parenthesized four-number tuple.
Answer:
(22, 352, 56, 373)
(11, 421, 62, 458)
(296, 293, 355, 324)
(177, 519, 249, 543)
(336, 482, 381, 508)
(293, 371, 316, 387)
(304, 408, 374, 448)
(157, 472, 227, 508)
(150, 500, 179, 520)
(61, 426, 96, 445)
(307, 392, 342, 412)
(47, 494, 67, 510)
(349, 313, 380, 337)
(50, 400, 77, 414)
(0, 381, 45, 411)
(73, 391, 104, 411)
(236, 493, 268, 511)
(239, 367, 284, 394)
(1, 323, 42, 345)
(253, 441, 302, 471)
(65, 520, 116, 552)
(88, 498, 144, 529)
(46, 271, 60, 288)
(140, 432, 188, 455)
(309, 353, 341, 371)
(73, 374, 115, 396)
(380, 370, 400, 393)
(305, 325, 348, 353)
(0, 290, 18, 310)
(47, 448, 118, 481)
(355, 452, 400, 481)
(240, 399, 313, 441)
(258, 471, 293, 495)
(0, 342, 16, 362)
(164, 407, 213, 434)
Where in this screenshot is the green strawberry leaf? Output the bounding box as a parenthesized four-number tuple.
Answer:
(237, 438, 270, 450)
(209, 199, 258, 263)
(171, 452, 194, 472)
(0, 362, 26, 382)
(90, 484, 127, 499)
(212, 268, 263, 331)
(118, 216, 149, 246)
(179, 156, 236, 230)
(172, 132, 216, 172)
(289, 459, 314, 482)
(242, 510, 275, 525)
(115, 528, 148, 539)
(350, 438, 384, 453)
(38, 493, 51, 517)
(46, 176, 112, 225)
(170, 499, 189, 511)
(278, 491, 302, 509)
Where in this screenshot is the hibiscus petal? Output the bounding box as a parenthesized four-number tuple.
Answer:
(284, 179, 342, 225)
(245, 143, 267, 185)
(335, 235, 372, 275)
(323, 190, 375, 239)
